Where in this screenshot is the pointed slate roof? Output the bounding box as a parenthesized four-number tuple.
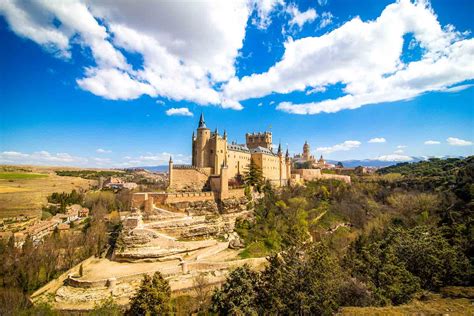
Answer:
(198, 113, 206, 128)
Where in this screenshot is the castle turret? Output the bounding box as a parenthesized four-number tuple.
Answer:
(168, 156, 174, 189)
(219, 161, 229, 200)
(285, 148, 291, 185)
(194, 113, 211, 168)
(223, 130, 227, 140)
(303, 141, 310, 160)
(277, 142, 282, 156)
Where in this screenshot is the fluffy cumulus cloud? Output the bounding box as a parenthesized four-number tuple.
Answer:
(424, 140, 441, 145)
(319, 11, 333, 28)
(0, 0, 250, 109)
(223, 0, 474, 114)
(1, 0, 473, 115)
(252, 0, 285, 29)
(368, 137, 386, 143)
(316, 140, 361, 154)
(447, 137, 472, 146)
(0, 151, 87, 165)
(96, 148, 111, 154)
(0, 150, 191, 167)
(376, 154, 414, 161)
(287, 4, 317, 29)
(121, 152, 191, 166)
(166, 107, 193, 117)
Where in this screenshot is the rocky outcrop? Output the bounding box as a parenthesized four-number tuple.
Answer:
(219, 197, 248, 214)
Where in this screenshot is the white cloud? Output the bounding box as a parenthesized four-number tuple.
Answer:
(368, 137, 386, 143)
(96, 148, 111, 154)
(319, 12, 333, 29)
(0, 150, 87, 166)
(394, 149, 404, 154)
(0, 0, 251, 107)
(252, 0, 285, 29)
(447, 137, 472, 146)
(317, 0, 328, 6)
(376, 154, 414, 162)
(316, 140, 361, 154)
(397, 145, 407, 148)
(223, 0, 474, 115)
(166, 107, 194, 117)
(1, 0, 472, 115)
(306, 86, 326, 95)
(155, 100, 165, 106)
(0, 150, 194, 167)
(442, 84, 474, 93)
(424, 140, 441, 145)
(287, 4, 317, 29)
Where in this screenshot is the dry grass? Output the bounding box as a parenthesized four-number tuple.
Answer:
(339, 293, 474, 315)
(0, 167, 96, 218)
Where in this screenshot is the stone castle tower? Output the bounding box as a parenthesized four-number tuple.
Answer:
(303, 141, 311, 160)
(192, 113, 227, 175)
(245, 132, 272, 150)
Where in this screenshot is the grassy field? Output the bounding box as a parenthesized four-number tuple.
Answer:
(339, 291, 474, 315)
(0, 168, 96, 218)
(0, 172, 49, 180)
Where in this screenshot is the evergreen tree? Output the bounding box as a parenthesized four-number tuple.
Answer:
(127, 272, 171, 315)
(91, 296, 122, 316)
(243, 159, 264, 189)
(211, 265, 260, 315)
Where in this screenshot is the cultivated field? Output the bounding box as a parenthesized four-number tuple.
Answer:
(0, 166, 96, 218)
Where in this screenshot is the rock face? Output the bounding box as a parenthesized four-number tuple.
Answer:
(219, 197, 248, 214)
(167, 196, 248, 216)
(31, 197, 262, 312)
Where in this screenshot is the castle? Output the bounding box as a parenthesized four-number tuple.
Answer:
(168, 114, 291, 198)
(294, 141, 334, 169)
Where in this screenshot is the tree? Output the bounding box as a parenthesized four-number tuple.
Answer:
(243, 159, 264, 189)
(193, 273, 211, 312)
(91, 296, 122, 316)
(127, 272, 171, 315)
(258, 244, 342, 315)
(211, 265, 260, 315)
(336, 161, 344, 168)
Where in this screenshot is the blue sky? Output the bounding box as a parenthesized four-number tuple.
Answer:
(0, 0, 473, 167)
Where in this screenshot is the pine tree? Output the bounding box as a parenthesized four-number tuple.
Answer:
(127, 272, 171, 315)
(243, 159, 264, 189)
(211, 265, 260, 315)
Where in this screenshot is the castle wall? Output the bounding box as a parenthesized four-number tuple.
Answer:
(292, 169, 351, 184)
(252, 153, 289, 185)
(226, 149, 251, 179)
(209, 135, 227, 175)
(169, 167, 211, 191)
(131, 188, 245, 210)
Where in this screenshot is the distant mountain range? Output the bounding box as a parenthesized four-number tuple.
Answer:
(325, 159, 423, 168)
(137, 156, 464, 172)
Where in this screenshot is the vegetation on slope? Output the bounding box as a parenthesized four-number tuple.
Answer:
(0, 172, 48, 180)
(55, 169, 125, 180)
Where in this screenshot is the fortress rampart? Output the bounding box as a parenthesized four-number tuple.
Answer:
(292, 169, 351, 184)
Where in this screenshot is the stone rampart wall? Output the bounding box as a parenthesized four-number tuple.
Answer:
(292, 169, 351, 184)
(171, 167, 211, 191)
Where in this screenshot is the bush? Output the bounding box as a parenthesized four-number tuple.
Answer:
(127, 272, 171, 315)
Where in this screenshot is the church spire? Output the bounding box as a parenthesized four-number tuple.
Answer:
(198, 113, 206, 128)
(285, 148, 289, 158)
(277, 142, 282, 155)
